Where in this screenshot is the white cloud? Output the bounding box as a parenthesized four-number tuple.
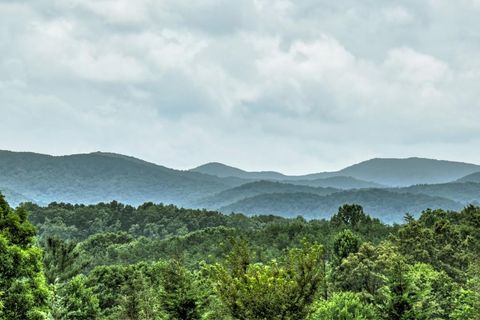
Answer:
(384, 47, 449, 84)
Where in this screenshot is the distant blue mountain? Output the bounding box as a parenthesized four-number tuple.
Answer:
(2, 150, 480, 223)
(0, 186, 32, 207)
(456, 171, 480, 183)
(191, 162, 289, 180)
(194, 180, 340, 209)
(0, 150, 242, 206)
(192, 157, 480, 187)
(219, 189, 463, 223)
(335, 157, 480, 186)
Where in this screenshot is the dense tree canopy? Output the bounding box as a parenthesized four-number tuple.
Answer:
(0, 194, 50, 319)
(1, 193, 479, 319)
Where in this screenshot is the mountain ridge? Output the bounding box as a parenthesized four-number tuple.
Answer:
(456, 172, 480, 183)
(0, 150, 241, 206)
(191, 157, 480, 186)
(1, 150, 479, 223)
(219, 189, 463, 222)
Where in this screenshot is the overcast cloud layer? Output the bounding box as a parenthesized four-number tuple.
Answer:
(1, 0, 480, 173)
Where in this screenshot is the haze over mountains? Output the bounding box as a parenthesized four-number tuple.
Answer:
(457, 172, 480, 183)
(191, 158, 480, 186)
(0, 150, 237, 207)
(1, 150, 480, 222)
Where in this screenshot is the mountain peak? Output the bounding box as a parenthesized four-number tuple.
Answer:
(339, 157, 480, 186)
(191, 162, 247, 176)
(190, 162, 288, 180)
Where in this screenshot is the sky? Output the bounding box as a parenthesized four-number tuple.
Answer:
(1, 0, 480, 174)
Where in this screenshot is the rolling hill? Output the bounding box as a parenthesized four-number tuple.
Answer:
(289, 176, 384, 189)
(1, 150, 479, 223)
(220, 189, 463, 222)
(195, 180, 340, 209)
(0, 150, 240, 206)
(190, 162, 288, 180)
(456, 172, 480, 183)
(192, 158, 480, 187)
(393, 182, 480, 204)
(334, 158, 480, 186)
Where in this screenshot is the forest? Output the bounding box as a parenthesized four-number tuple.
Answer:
(0, 193, 479, 319)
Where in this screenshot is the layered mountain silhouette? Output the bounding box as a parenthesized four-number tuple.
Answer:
(456, 172, 480, 183)
(219, 189, 462, 221)
(335, 158, 480, 186)
(1, 150, 480, 222)
(191, 162, 289, 180)
(0, 150, 242, 206)
(191, 158, 480, 186)
(194, 181, 340, 209)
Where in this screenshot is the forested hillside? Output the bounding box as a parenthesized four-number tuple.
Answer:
(219, 189, 463, 222)
(194, 181, 340, 209)
(288, 176, 385, 189)
(0, 150, 241, 206)
(1, 193, 479, 319)
(3, 150, 480, 223)
(392, 182, 480, 204)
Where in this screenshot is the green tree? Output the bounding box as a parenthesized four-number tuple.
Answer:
(332, 241, 414, 319)
(396, 211, 472, 281)
(308, 292, 378, 320)
(0, 193, 50, 319)
(451, 260, 480, 319)
(381, 249, 411, 320)
(160, 260, 203, 320)
(402, 263, 456, 320)
(331, 204, 369, 229)
(114, 270, 166, 320)
(332, 242, 384, 296)
(332, 229, 362, 264)
(209, 240, 325, 320)
(52, 275, 100, 320)
(42, 237, 84, 284)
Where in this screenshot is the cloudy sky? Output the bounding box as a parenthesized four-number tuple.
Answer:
(1, 0, 480, 174)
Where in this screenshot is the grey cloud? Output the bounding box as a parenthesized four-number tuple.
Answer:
(1, 0, 480, 173)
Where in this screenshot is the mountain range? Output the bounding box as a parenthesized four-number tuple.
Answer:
(191, 158, 480, 186)
(1, 150, 480, 222)
(0, 150, 240, 207)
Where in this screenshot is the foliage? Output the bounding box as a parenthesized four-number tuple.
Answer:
(208, 240, 325, 319)
(112, 270, 166, 320)
(0, 193, 50, 319)
(331, 229, 362, 264)
(159, 260, 205, 320)
(308, 292, 378, 320)
(402, 263, 457, 319)
(51, 275, 100, 320)
(42, 237, 85, 284)
(331, 204, 370, 229)
(2, 193, 480, 319)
